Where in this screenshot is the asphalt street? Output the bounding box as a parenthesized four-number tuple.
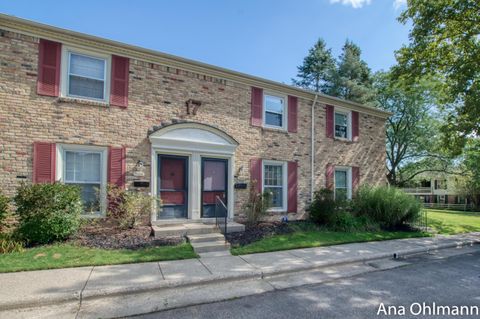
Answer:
(128, 248, 480, 319)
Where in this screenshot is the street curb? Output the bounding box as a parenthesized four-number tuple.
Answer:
(0, 237, 478, 314)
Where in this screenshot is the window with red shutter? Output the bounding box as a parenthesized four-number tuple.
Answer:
(352, 111, 359, 141)
(33, 142, 56, 183)
(326, 105, 334, 138)
(110, 55, 130, 107)
(352, 166, 360, 193)
(249, 158, 262, 193)
(325, 163, 335, 190)
(287, 161, 298, 213)
(251, 87, 263, 127)
(287, 95, 298, 133)
(108, 146, 126, 187)
(37, 39, 61, 97)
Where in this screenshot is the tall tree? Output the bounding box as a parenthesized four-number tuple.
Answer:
(375, 71, 455, 186)
(292, 39, 335, 93)
(328, 40, 376, 105)
(455, 139, 480, 208)
(395, 0, 480, 153)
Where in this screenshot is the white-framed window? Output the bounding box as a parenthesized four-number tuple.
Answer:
(263, 93, 287, 129)
(262, 160, 287, 211)
(334, 108, 351, 140)
(56, 144, 108, 215)
(334, 167, 352, 200)
(61, 47, 111, 102)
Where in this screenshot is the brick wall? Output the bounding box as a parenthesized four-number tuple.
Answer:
(0, 29, 387, 221)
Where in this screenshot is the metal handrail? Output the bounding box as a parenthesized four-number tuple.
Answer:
(215, 196, 228, 241)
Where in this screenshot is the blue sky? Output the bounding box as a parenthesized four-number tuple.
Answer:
(0, 0, 409, 84)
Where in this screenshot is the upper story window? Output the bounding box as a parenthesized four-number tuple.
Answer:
(335, 167, 352, 200)
(61, 47, 111, 102)
(335, 110, 351, 139)
(264, 94, 286, 129)
(263, 161, 287, 211)
(68, 53, 106, 100)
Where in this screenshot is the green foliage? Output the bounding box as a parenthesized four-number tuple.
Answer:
(0, 192, 10, 232)
(308, 188, 337, 225)
(292, 38, 336, 93)
(243, 180, 272, 225)
(395, 0, 480, 152)
(454, 139, 480, 208)
(293, 39, 376, 105)
(327, 40, 376, 105)
(107, 184, 160, 229)
(352, 185, 422, 228)
(14, 183, 82, 245)
(0, 237, 24, 254)
(374, 71, 455, 186)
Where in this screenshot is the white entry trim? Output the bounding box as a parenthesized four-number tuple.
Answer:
(149, 123, 238, 223)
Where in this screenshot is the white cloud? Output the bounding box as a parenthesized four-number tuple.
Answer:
(328, 0, 407, 9)
(329, 0, 372, 9)
(393, 0, 407, 10)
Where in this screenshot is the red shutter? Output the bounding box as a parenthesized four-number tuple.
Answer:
(249, 158, 262, 193)
(251, 87, 263, 127)
(326, 105, 334, 138)
(33, 142, 56, 183)
(108, 146, 126, 187)
(37, 39, 61, 97)
(110, 55, 130, 108)
(325, 163, 335, 190)
(352, 111, 359, 141)
(287, 95, 298, 133)
(288, 161, 298, 213)
(352, 166, 360, 194)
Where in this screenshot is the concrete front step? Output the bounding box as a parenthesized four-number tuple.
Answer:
(152, 221, 245, 238)
(152, 224, 218, 237)
(190, 240, 231, 254)
(188, 233, 226, 243)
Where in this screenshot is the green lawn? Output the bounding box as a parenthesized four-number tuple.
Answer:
(426, 209, 480, 235)
(231, 227, 428, 255)
(0, 242, 197, 273)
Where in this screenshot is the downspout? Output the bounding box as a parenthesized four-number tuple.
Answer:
(310, 94, 319, 202)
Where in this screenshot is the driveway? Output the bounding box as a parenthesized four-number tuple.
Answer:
(130, 249, 480, 319)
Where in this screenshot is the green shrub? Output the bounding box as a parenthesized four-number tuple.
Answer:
(0, 237, 24, 254)
(14, 183, 82, 245)
(243, 180, 272, 225)
(352, 185, 422, 229)
(107, 185, 159, 229)
(308, 188, 337, 225)
(0, 192, 10, 232)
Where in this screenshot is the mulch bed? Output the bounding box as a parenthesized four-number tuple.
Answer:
(72, 223, 183, 250)
(226, 221, 292, 246)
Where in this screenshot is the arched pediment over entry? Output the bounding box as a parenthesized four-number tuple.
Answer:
(148, 122, 238, 154)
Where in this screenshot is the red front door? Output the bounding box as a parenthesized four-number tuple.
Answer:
(158, 155, 188, 219)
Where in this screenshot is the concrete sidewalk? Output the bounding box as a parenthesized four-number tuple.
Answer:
(0, 233, 479, 319)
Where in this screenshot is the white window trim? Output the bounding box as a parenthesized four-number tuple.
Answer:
(262, 160, 288, 212)
(56, 144, 108, 217)
(60, 45, 111, 103)
(334, 166, 352, 200)
(263, 92, 288, 130)
(334, 107, 352, 141)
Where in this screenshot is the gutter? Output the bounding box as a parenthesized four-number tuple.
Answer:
(311, 94, 319, 202)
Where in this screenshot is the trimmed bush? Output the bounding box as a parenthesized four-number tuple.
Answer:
(107, 184, 159, 229)
(243, 180, 272, 225)
(0, 191, 10, 232)
(308, 188, 337, 225)
(14, 183, 82, 245)
(352, 185, 422, 229)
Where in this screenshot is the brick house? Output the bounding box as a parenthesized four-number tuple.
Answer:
(0, 14, 390, 224)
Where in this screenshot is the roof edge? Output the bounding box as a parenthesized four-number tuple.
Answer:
(0, 13, 392, 119)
